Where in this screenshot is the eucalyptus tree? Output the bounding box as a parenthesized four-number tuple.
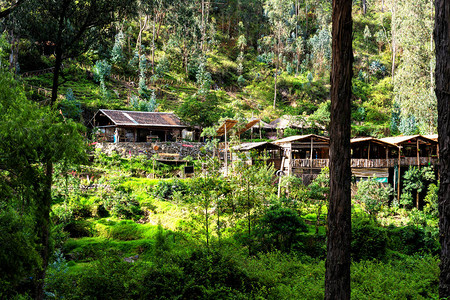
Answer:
(166, 0, 201, 76)
(393, 0, 436, 134)
(435, 0, 450, 297)
(13, 0, 138, 106)
(263, 0, 295, 108)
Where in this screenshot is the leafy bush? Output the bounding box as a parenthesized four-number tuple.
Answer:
(387, 224, 439, 256)
(152, 179, 188, 201)
(63, 220, 94, 238)
(424, 182, 439, 218)
(351, 214, 387, 261)
(255, 206, 308, 253)
(354, 178, 392, 217)
(105, 192, 143, 220)
(106, 221, 143, 241)
(0, 205, 40, 298)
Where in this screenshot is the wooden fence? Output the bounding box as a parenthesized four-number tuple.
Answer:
(291, 157, 439, 169)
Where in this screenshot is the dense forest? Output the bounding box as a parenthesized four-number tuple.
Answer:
(0, 0, 446, 299)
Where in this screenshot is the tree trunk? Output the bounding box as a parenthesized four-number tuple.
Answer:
(34, 161, 53, 300)
(435, 0, 450, 297)
(324, 0, 353, 298)
(51, 43, 63, 106)
(391, 0, 397, 83)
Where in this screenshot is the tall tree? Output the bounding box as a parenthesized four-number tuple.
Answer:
(13, 0, 137, 106)
(0, 68, 85, 299)
(435, 0, 450, 297)
(264, 0, 295, 109)
(394, 0, 436, 134)
(324, 0, 353, 298)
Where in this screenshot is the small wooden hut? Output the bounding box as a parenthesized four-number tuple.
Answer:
(231, 142, 283, 170)
(92, 109, 187, 142)
(350, 137, 399, 180)
(273, 134, 330, 181)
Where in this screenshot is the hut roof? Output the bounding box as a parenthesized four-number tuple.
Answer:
(379, 135, 438, 146)
(236, 119, 262, 135)
(273, 134, 330, 145)
(269, 115, 305, 129)
(96, 109, 186, 128)
(351, 137, 397, 148)
(424, 134, 438, 141)
(232, 142, 282, 152)
(216, 119, 238, 136)
(269, 115, 325, 130)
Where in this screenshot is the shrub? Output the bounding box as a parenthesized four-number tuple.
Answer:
(255, 206, 308, 253)
(387, 224, 439, 256)
(106, 192, 143, 220)
(354, 178, 392, 217)
(152, 179, 188, 201)
(106, 221, 143, 241)
(351, 214, 387, 261)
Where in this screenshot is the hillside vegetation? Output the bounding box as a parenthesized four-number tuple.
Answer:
(0, 0, 441, 298)
(9, 0, 436, 136)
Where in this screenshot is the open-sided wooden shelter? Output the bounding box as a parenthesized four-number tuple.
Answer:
(231, 142, 283, 170)
(273, 134, 330, 180)
(92, 109, 187, 142)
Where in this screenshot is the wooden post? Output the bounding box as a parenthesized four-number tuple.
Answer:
(224, 124, 228, 177)
(134, 129, 137, 143)
(310, 137, 314, 174)
(416, 139, 420, 209)
(288, 145, 292, 176)
(397, 146, 401, 203)
(417, 139, 420, 166)
(368, 142, 371, 160)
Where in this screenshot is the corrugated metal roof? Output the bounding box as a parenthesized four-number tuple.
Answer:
(424, 134, 438, 141)
(379, 135, 437, 145)
(273, 134, 330, 144)
(236, 119, 261, 135)
(216, 119, 238, 136)
(232, 142, 281, 151)
(98, 109, 186, 127)
(351, 137, 398, 148)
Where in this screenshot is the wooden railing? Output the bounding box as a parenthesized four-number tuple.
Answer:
(291, 157, 439, 169)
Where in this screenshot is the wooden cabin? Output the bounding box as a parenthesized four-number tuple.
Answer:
(92, 109, 187, 143)
(273, 134, 330, 183)
(379, 135, 439, 167)
(350, 137, 399, 180)
(272, 134, 439, 187)
(231, 142, 283, 170)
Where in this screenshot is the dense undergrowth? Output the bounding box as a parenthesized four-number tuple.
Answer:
(7, 152, 435, 299)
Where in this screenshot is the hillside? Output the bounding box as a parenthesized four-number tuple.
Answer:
(10, 0, 435, 137)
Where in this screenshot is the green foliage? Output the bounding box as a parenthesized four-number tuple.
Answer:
(177, 93, 223, 127)
(106, 192, 143, 220)
(130, 90, 158, 112)
(0, 204, 41, 297)
(152, 179, 189, 202)
(105, 220, 144, 241)
(401, 166, 435, 207)
(93, 59, 111, 96)
(351, 214, 387, 261)
(255, 206, 308, 253)
(196, 57, 212, 96)
(387, 224, 439, 256)
(111, 31, 125, 65)
(354, 178, 392, 217)
(424, 182, 439, 218)
(59, 88, 82, 120)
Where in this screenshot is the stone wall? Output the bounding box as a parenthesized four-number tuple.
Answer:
(95, 142, 211, 159)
